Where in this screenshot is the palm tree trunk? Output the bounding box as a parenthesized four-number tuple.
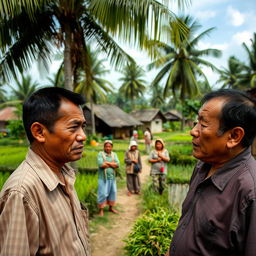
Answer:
(90, 97, 96, 135)
(63, 22, 73, 91)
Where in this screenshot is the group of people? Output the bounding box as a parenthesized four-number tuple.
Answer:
(96, 134, 170, 216)
(1, 86, 256, 256)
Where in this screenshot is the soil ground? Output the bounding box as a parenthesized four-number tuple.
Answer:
(91, 155, 150, 256)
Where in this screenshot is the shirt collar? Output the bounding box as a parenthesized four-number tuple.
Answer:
(25, 148, 76, 191)
(201, 147, 252, 191)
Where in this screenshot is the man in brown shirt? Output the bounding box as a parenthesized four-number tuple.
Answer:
(169, 89, 256, 256)
(0, 87, 90, 255)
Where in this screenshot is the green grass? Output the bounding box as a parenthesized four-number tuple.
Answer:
(154, 131, 191, 143)
(167, 164, 194, 184)
(0, 172, 11, 190)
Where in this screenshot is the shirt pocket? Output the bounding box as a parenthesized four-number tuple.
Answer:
(197, 218, 227, 252)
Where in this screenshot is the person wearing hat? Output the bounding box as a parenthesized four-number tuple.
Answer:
(125, 141, 142, 196)
(149, 138, 170, 195)
(130, 130, 138, 143)
(97, 140, 120, 216)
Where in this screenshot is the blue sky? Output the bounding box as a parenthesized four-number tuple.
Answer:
(113, 0, 256, 90)
(13, 0, 256, 93)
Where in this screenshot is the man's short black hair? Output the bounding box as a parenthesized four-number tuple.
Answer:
(201, 89, 256, 148)
(23, 87, 86, 143)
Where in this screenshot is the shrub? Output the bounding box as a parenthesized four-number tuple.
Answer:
(0, 172, 11, 190)
(167, 164, 194, 184)
(7, 120, 26, 139)
(75, 173, 98, 217)
(124, 208, 179, 256)
(141, 184, 170, 211)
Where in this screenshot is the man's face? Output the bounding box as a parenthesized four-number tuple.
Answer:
(190, 98, 230, 164)
(104, 143, 113, 154)
(43, 99, 86, 165)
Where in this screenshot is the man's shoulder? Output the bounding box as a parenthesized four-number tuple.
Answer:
(0, 160, 42, 198)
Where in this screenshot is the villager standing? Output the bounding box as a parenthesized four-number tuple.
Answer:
(125, 141, 142, 196)
(0, 87, 91, 255)
(144, 127, 152, 154)
(97, 140, 120, 216)
(149, 139, 170, 195)
(130, 130, 138, 143)
(168, 89, 256, 256)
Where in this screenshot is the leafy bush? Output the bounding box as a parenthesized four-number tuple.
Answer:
(141, 184, 170, 212)
(0, 172, 11, 190)
(7, 120, 26, 139)
(75, 173, 98, 217)
(167, 164, 194, 184)
(169, 152, 196, 165)
(124, 208, 179, 256)
(0, 138, 28, 146)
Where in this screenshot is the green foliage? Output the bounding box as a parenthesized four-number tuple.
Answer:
(167, 164, 194, 184)
(6, 120, 26, 139)
(0, 172, 11, 190)
(169, 152, 196, 165)
(0, 138, 28, 146)
(0, 146, 27, 169)
(75, 173, 98, 217)
(124, 208, 179, 256)
(141, 184, 170, 212)
(163, 121, 181, 132)
(156, 131, 191, 142)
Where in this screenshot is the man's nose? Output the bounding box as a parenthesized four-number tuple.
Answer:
(77, 128, 86, 141)
(190, 123, 199, 137)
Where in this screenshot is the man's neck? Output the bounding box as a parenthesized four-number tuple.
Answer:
(207, 146, 246, 178)
(30, 143, 63, 174)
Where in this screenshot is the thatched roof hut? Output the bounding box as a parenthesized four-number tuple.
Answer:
(84, 104, 142, 138)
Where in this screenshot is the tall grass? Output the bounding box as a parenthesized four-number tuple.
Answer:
(167, 164, 194, 184)
(75, 173, 98, 216)
(0, 172, 11, 190)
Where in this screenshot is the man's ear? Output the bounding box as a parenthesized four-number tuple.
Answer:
(30, 122, 47, 143)
(227, 127, 245, 149)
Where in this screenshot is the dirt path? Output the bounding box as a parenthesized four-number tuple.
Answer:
(90, 155, 150, 256)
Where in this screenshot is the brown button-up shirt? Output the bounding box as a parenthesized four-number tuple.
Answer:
(170, 147, 256, 256)
(0, 149, 91, 256)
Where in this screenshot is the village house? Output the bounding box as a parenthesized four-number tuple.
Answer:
(0, 107, 18, 135)
(130, 109, 166, 133)
(83, 104, 142, 139)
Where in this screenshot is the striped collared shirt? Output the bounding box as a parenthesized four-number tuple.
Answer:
(0, 149, 91, 256)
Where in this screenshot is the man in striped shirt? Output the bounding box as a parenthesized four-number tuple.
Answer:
(0, 87, 91, 255)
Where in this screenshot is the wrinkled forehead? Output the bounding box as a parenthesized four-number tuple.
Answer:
(199, 98, 226, 119)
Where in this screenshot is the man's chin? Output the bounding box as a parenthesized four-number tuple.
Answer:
(69, 153, 83, 162)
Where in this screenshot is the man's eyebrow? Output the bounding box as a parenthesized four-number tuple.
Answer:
(198, 114, 208, 122)
(70, 120, 87, 125)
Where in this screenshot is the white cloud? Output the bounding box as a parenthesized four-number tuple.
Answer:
(196, 10, 216, 20)
(197, 41, 229, 51)
(232, 31, 253, 45)
(227, 6, 244, 26)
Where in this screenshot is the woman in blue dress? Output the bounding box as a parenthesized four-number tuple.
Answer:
(97, 140, 120, 216)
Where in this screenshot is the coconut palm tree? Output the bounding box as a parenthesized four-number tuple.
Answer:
(9, 74, 40, 102)
(150, 83, 165, 108)
(148, 15, 221, 100)
(148, 15, 221, 129)
(0, 0, 187, 91)
(0, 74, 40, 108)
(118, 62, 147, 108)
(75, 46, 114, 134)
(239, 33, 256, 88)
(0, 84, 7, 104)
(216, 56, 245, 89)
